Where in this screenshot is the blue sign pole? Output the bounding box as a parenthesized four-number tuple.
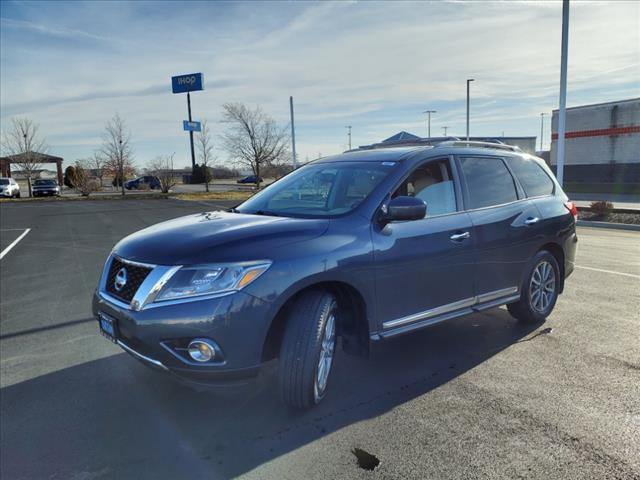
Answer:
(187, 92, 196, 169)
(172, 73, 204, 170)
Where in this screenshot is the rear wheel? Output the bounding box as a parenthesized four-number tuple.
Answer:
(508, 250, 560, 323)
(278, 290, 338, 408)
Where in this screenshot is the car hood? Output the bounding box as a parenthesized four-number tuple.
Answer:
(113, 211, 329, 265)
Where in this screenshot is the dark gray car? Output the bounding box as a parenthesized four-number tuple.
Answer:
(93, 142, 578, 408)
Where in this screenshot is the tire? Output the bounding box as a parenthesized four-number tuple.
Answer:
(16, 192, 21, 198)
(508, 250, 560, 323)
(278, 290, 338, 408)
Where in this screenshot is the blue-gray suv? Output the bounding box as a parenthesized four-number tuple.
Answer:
(93, 142, 578, 408)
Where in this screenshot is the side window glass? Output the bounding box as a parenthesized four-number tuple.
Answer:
(392, 159, 457, 217)
(460, 156, 518, 209)
(506, 156, 554, 197)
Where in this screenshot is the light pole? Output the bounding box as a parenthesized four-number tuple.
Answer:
(556, 0, 570, 185)
(540, 113, 546, 151)
(466, 78, 474, 141)
(442, 126, 448, 136)
(345, 125, 352, 150)
(423, 110, 436, 138)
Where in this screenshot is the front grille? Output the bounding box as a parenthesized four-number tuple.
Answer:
(105, 257, 153, 303)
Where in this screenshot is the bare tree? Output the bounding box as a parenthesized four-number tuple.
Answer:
(100, 114, 134, 195)
(196, 119, 215, 192)
(220, 103, 289, 189)
(148, 154, 177, 193)
(88, 151, 106, 188)
(0, 117, 48, 197)
(71, 159, 98, 196)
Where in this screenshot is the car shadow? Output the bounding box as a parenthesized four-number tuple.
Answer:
(0, 308, 539, 479)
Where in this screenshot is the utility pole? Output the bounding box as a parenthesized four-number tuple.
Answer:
(119, 139, 124, 196)
(557, 0, 570, 185)
(466, 78, 474, 141)
(442, 126, 448, 136)
(345, 125, 352, 150)
(540, 113, 546, 151)
(289, 96, 297, 168)
(423, 110, 436, 138)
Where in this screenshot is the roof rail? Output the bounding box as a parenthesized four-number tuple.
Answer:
(435, 140, 521, 152)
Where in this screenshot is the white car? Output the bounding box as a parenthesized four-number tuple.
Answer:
(0, 177, 20, 198)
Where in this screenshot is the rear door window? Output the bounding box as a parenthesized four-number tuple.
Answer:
(459, 156, 518, 209)
(506, 156, 555, 197)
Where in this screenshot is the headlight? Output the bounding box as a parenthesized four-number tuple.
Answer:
(153, 261, 271, 302)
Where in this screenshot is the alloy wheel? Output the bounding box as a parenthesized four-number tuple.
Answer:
(314, 308, 336, 402)
(529, 260, 556, 313)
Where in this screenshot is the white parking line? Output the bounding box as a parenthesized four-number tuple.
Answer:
(0, 228, 31, 260)
(575, 265, 640, 280)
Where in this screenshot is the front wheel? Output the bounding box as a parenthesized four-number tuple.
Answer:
(508, 250, 560, 323)
(278, 290, 338, 408)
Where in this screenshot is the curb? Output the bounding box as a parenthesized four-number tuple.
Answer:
(577, 220, 640, 231)
(576, 206, 640, 215)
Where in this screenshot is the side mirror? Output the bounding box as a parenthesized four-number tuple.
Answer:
(381, 196, 426, 223)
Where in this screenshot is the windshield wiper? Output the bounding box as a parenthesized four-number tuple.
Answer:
(254, 210, 287, 217)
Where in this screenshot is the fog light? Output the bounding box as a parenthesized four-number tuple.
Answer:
(187, 339, 215, 362)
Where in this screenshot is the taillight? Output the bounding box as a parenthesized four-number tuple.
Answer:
(565, 201, 578, 221)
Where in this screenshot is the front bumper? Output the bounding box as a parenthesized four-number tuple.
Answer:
(32, 189, 59, 196)
(93, 289, 273, 386)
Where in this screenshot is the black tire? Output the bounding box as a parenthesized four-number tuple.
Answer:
(16, 192, 21, 198)
(278, 290, 338, 409)
(508, 250, 560, 323)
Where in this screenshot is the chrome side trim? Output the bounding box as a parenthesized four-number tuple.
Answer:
(383, 297, 476, 329)
(473, 294, 521, 312)
(117, 340, 168, 371)
(476, 286, 519, 304)
(382, 286, 520, 330)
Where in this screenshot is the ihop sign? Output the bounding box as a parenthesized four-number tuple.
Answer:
(171, 73, 204, 94)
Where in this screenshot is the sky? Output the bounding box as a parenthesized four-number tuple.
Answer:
(1, 0, 638, 169)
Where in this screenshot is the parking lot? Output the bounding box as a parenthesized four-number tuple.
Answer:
(1, 199, 639, 479)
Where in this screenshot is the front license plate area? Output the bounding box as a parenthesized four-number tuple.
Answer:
(98, 313, 118, 343)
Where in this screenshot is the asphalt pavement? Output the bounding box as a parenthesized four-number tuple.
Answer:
(1, 199, 639, 479)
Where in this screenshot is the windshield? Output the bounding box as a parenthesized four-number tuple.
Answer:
(34, 180, 56, 186)
(237, 161, 394, 218)
(0, 179, 9, 185)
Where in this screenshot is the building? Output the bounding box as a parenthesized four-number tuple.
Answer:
(0, 152, 64, 185)
(550, 98, 640, 185)
(358, 132, 537, 154)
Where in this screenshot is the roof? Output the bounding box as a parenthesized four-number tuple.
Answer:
(0, 151, 63, 163)
(314, 147, 426, 163)
(382, 131, 421, 143)
(552, 97, 639, 113)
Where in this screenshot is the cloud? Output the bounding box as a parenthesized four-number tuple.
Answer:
(0, 1, 638, 165)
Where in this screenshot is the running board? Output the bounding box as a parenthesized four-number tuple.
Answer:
(373, 293, 521, 340)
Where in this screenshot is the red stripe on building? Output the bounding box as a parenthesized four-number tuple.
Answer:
(551, 125, 640, 140)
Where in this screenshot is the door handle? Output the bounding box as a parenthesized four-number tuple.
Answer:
(525, 217, 540, 226)
(450, 231, 470, 241)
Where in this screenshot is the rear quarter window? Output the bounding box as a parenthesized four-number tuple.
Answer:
(506, 156, 555, 198)
(459, 156, 518, 209)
